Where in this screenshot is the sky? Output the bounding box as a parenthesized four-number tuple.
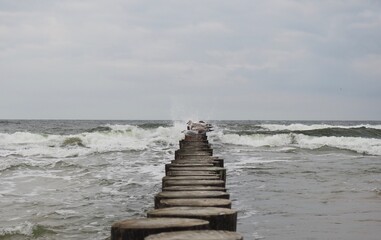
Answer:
(0, 0, 380, 120)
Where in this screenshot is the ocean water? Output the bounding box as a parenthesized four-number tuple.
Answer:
(0, 120, 380, 239)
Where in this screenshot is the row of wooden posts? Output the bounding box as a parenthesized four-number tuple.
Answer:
(111, 131, 243, 239)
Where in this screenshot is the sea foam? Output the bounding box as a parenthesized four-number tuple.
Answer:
(213, 131, 381, 156)
(0, 221, 34, 237)
(260, 123, 381, 131)
(0, 123, 184, 158)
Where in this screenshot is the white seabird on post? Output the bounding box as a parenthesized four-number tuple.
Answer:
(187, 120, 213, 134)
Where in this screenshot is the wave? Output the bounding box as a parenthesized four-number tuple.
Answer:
(86, 126, 113, 133)
(0, 222, 56, 238)
(224, 123, 381, 139)
(61, 137, 86, 147)
(2, 121, 380, 158)
(260, 123, 381, 132)
(294, 127, 381, 139)
(0, 122, 185, 158)
(213, 132, 381, 156)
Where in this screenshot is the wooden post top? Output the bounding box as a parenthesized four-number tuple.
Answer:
(164, 179, 225, 186)
(147, 207, 237, 218)
(169, 167, 226, 171)
(163, 176, 220, 181)
(145, 230, 243, 240)
(112, 217, 209, 229)
(163, 186, 227, 192)
(156, 191, 229, 198)
(160, 198, 232, 208)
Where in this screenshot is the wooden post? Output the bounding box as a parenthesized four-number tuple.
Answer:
(175, 149, 213, 155)
(179, 140, 210, 149)
(184, 134, 207, 141)
(147, 207, 237, 231)
(162, 176, 220, 187)
(171, 160, 223, 167)
(163, 186, 227, 192)
(145, 230, 243, 240)
(166, 171, 219, 177)
(168, 167, 226, 182)
(163, 176, 220, 181)
(175, 155, 216, 160)
(111, 218, 209, 240)
(165, 163, 214, 175)
(159, 198, 232, 208)
(154, 191, 229, 209)
(163, 179, 225, 188)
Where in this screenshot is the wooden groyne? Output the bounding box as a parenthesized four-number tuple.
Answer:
(111, 125, 243, 240)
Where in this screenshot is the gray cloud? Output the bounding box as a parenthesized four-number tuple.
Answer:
(0, 0, 380, 120)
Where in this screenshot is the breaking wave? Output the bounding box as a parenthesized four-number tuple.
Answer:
(0, 222, 56, 238)
(214, 132, 381, 156)
(0, 123, 184, 158)
(260, 123, 381, 132)
(211, 122, 381, 156)
(225, 123, 381, 139)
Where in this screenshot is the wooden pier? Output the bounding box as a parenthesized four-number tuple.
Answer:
(111, 126, 243, 239)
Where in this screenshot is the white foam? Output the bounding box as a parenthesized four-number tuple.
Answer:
(54, 209, 77, 215)
(260, 123, 381, 131)
(0, 123, 184, 158)
(0, 221, 34, 237)
(213, 130, 381, 155)
(294, 134, 381, 155)
(219, 133, 292, 147)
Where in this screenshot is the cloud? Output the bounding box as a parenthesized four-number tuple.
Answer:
(0, 0, 380, 119)
(353, 54, 381, 78)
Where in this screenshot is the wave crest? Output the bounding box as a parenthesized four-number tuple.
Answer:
(61, 137, 86, 147)
(213, 131, 381, 156)
(0, 123, 185, 158)
(0, 222, 55, 238)
(260, 123, 381, 132)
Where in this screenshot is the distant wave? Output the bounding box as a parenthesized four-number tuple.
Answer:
(293, 127, 381, 138)
(2, 121, 380, 157)
(0, 123, 185, 158)
(223, 123, 381, 139)
(260, 123, 381, 131)
(85, 126, 113, 133)
(212, 131, 381, 156)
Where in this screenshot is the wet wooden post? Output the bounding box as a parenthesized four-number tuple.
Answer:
(163, 185, 227, 192)
(159, 198, 232, 209)
(111, 218, 209, 240)
(145, 230, 243, 240)
(167, 166, 226, 182)
(163, 179, 226, 188)
(165, 163, 215, 175)
(147, 207, 237, 231)
(154, 191, 230, 209)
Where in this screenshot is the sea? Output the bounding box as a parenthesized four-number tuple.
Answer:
(0, 120, 380, 240)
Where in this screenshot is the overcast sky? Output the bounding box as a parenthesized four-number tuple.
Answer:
(1, 0, 380, 120)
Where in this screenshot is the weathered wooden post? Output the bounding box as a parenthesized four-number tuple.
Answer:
(144, 230, 243, 240)
(163, 185, 227, 192)
(168, 167, 226, 182)
(154, 191, 230, 208)
(159, 198, 232, 208)
(111, 218, 209, 240)
(165, 163, 215, 175)
(147, 207, 238, 231)
(162, 176, 220, 188)
(163, 179, 226, 188)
